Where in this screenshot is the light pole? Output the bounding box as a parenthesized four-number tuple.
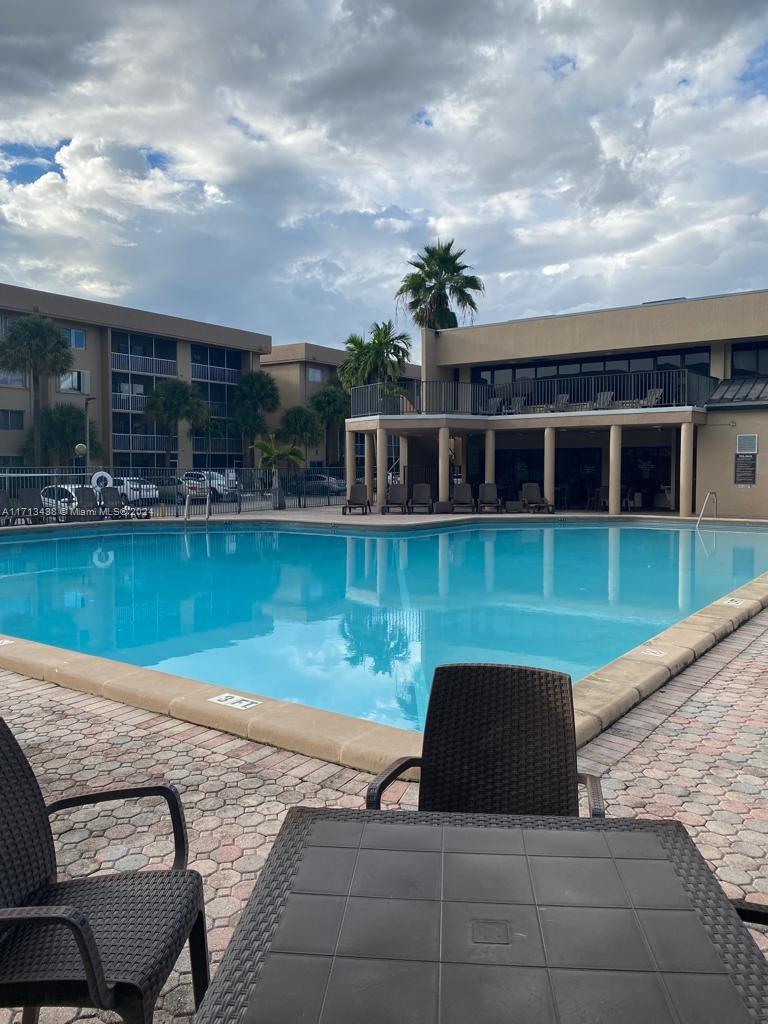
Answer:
(84, 395, 96, 471)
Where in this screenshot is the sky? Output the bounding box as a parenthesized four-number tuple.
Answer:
(0, 0, 767, 359)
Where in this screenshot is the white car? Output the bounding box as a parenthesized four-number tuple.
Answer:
(112, 476, 160, 505)
(182, 471, 239, 501)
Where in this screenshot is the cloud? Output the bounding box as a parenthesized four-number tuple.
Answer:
(0, 0, 766, 352)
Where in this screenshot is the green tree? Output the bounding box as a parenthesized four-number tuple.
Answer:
(279, 405, 324, 461)
(231, 370, 280, 465)
(253, 433, 304, 509)
(22, 403, 102, 466)
(337, 320, 411, 391)
(0, 314, 74, 464)
(310, 381, 351, 463)
(395, 238, 484, 329)
(143, 378, 208, 461)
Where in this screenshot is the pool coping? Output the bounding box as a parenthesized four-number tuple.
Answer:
(2, 518, 768, 773)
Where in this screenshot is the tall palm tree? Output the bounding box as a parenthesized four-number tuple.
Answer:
(279, 405, 324, 462)
(231, 370, 280, 465)
(143, 378, 208, 462)
(310, 382, 350, 463)
(0, 314, 74, 464)
(395, 238, 484, 329)
(252, 434, 304, 509)
(337, 321, 411, 391)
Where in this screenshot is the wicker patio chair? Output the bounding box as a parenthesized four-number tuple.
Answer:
(342, 483, 371, 515)
(366, 663, 606, 817)
(477, 482, 502, 512)
(409, 483, 433, 513)
(450, 483, 475, 513)
(0, 719, 209, 1024)
(380, 483, 408, 514)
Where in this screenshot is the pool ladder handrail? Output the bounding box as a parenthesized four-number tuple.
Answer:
(696, 490, 717, 529)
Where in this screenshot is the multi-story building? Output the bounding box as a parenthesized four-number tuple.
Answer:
(262, 342, 419, 467)
(0, 283, 271, 468)
(346, 288, 768, 519)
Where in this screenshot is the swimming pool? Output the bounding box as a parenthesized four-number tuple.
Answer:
(1, 521, 766, 731)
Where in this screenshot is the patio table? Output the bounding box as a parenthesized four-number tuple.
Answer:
(194, 807, 768, 1024)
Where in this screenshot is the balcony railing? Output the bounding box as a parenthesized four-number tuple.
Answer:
(191, 363, 241, 384)
(111, 393, 149, 412)
(350, 369, 718, 418)
(208, 402, 232, 418)
(192, 436, 242, 454)
(112, 433, 177, 452)
(111, 352, 178, 376)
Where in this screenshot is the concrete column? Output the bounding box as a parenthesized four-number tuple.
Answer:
(453, 436, 465, 480)
(670, 433, 678, 511)
(544, 427, 556, 507)
(438, 426, 451, 502)
(484, 429, 496, 484)
(376, 426, 388, 509)
(364, 433, 374, 502)
(608, 424, 622, 515)
(344, 428, 356, 492)
(679, 421, 694, 517)
(399, 435, 409, 486)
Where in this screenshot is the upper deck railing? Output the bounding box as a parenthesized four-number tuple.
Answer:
(350, 369, 717, 418)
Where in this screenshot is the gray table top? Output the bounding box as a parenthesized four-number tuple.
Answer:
(195, 808, 768, 1024)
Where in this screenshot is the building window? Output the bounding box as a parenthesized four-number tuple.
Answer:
(59, 370, 91, 394)
(731, 339, 768, 378)
(0, 410, 24, 430)
(308, 366, 324, 383)
(0, 371, 24, 388)
(62, 327, 86, 350)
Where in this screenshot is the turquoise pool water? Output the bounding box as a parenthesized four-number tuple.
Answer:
(1, 522, 766, 731)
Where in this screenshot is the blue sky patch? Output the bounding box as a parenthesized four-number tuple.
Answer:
(546, 54, 576, 80)
(409, 107, 433, 128)
(739, 40, 768, 96)
(227, 116, 266, 142)
(0, 140, 67, 184)
(143, 148, 169, 171)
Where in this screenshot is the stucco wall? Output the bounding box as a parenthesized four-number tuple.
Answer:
(696, 410, 768, 518)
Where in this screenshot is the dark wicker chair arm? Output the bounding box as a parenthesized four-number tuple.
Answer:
(366, 757, 422, 809)
(731, 899, 768, 926)
(47, 783, 189, 870)
(577, 772, 605, 817)
(0, 905, 113, 1009)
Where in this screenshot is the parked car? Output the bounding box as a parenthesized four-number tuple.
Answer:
(112, 476, 160, 505)
(282, 472, 346, 496)
(154, 477, 184, 505)
(39, 484, 79, 518)
(182, 470, 239, 502)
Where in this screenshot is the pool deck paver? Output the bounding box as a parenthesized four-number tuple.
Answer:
(0, 611, 766, 1021)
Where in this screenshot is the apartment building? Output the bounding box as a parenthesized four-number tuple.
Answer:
(262, 342, 419, 467)
(346, 288, 768, 518)
(0, 283, 271, 468)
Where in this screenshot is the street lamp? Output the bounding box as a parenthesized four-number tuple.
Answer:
(83, 395, 96, 470)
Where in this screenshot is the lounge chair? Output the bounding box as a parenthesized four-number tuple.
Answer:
(593, 390, 614, 410)
(640, 387, 663, 408)
(381, 483, 408, 514)
(17, 487, 49, 525)
(505, 395, 525, 414)
(521, 482, 554, 513)
(409, 483, 434, 513)
(0, 491, 13, 527)
(342, 483, 371, 515)
(451, 483, 475, 513)
(505, 499, 523, 513)
(366, 663, 605, 816)
(74, 487, 103, 520)
(477, 483, 502, 512)
(0, 717, 210, 1024)
(549, 392, 570, 412)
(100, 485, 129, 519)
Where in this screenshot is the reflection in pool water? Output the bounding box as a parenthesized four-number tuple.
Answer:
(0, 522, 766, 731)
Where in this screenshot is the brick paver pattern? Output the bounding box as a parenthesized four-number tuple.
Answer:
(0, 609, 766, 1022)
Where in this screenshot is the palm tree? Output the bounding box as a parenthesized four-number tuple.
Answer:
(0, 314, 74, 464)
(395, 238, 484, 328)
(310, 382, 350, 463)
(252, 433, 304, 509)
(143, 378, 208, 462)
(279, 405, 324, 462)
(231, 370, 280, 465)
(337, 321, 411, 391)
(22, 403, 102, 466)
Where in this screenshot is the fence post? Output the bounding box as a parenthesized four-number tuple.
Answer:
(205, 488, 211, 521)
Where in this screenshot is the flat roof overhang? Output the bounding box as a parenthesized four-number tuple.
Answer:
(347, 406, 708, 433)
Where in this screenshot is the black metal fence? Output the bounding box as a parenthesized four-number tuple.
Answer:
(350, 369, 718, 418)
(0, 465, 348, 521)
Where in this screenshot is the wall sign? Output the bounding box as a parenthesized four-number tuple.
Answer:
(734, 452, 757, 486)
